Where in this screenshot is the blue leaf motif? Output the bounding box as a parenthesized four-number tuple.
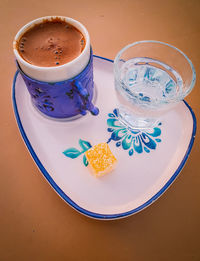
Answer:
(108, 113, 115, 117)
(133, 136, 143, 153)
(111, 128, 127, 141)
(140, 133, 157, 150)
(116, 141, 121, 147)
(79, 139, 92, 152)
(63, 148, 82, 159)
(107, 128, 113, 132)
(107, 118, 123, 128)
(113, 108, 118, 116)
(83, 154, 89, 166)
(146, 127, 161, 137)
(144, 147, 150, 153)
(129, 149, 134, 156)
(122, 135, 132, 150)
(155, 138, 161, 142)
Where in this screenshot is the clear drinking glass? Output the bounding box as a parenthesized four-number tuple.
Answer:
(114, 40, 196, 129)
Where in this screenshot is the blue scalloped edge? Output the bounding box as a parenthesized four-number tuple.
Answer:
(12, 55, 197, 220)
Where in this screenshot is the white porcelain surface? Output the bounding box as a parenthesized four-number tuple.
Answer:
(13, 16, 90, 82)
(13, 56, 195, 219)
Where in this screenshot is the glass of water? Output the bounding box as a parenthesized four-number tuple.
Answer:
(114, 40, 196, 129)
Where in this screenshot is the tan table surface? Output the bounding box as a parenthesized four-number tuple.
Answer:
(0, 0, 200, 260)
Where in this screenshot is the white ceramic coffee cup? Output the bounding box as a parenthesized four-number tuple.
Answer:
(13, 16, 91, 82)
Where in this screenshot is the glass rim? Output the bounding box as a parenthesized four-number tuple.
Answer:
(114, 40, 196, 100)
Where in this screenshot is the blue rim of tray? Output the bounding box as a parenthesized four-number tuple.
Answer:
(12, 55, 197, 220)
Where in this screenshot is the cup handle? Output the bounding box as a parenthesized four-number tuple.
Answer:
(74, 80, 99, 116)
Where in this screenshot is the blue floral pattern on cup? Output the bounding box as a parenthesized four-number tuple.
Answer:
(107, 109, 162, 155)
(17, 49, 99, 118)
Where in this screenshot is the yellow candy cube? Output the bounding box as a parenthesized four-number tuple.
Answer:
(85, 142, 117, 177)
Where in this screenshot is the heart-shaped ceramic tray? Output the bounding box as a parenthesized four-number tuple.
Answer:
(12, 55, 196, 219)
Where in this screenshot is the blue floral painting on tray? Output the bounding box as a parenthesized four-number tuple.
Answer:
(63, 108, 162, 166)
(106, 109, 162, 156)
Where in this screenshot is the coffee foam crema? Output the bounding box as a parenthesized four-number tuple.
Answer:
(13, 16, 91, 82)
(16, 18, 86, 67)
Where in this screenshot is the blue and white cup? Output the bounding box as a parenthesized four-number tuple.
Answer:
(13, 16, 99, 118)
